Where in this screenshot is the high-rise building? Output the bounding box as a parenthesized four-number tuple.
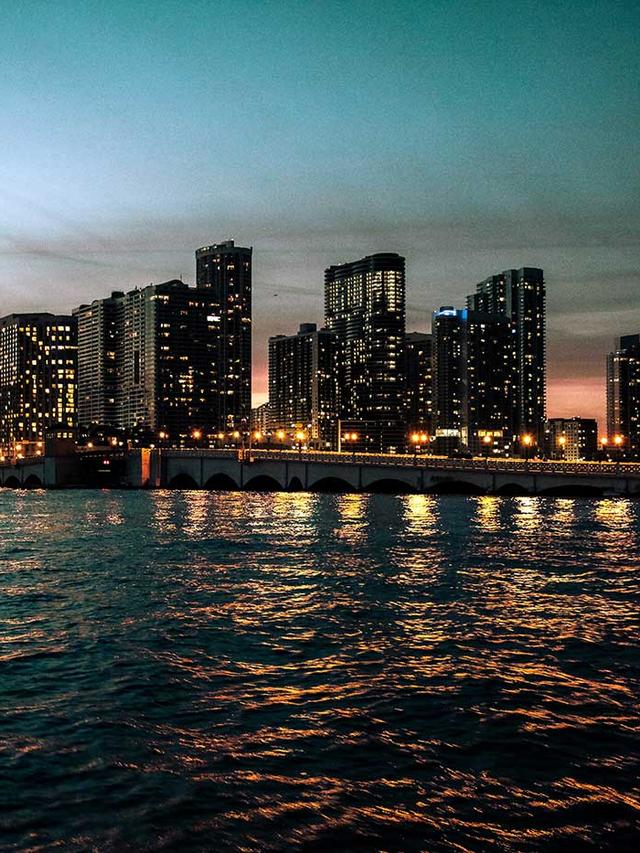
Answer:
(468, 267, 545, 446)
(0, 313, 77, 456)
(432, 307, 514, 455)
(74, 292, 123, 427)
(250, 402, 270, 435)
(196, 240, 252, 431)
(403, 332, 432, 434)
(75, 280, 219, 443)
(324, 252, 405, 451)
(268, 323, 339, 448)
(431, 308, 463, 454)
(606, 334, 640, 458)
(545, 417, 598, 462)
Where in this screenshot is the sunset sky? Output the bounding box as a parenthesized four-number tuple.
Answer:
(1, 0, 638, 427)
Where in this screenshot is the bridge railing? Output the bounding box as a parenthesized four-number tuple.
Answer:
(159, 447, 640, 479)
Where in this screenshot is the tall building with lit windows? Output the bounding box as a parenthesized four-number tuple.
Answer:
(468, 267, 545, 446)
(545, 417, 598, 462)
(268, 323, 340, 448)
(324, 252, 405, 451)
(0, 313, 77, 455)
(75, 280, 219, 443)
(606, 333, 640, 458)
(74, 292, 123, 427)
(403, 332, 432, 433)
(196, 240, 252, 431)
(432, 307, 513, 455)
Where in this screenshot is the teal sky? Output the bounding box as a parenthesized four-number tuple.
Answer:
(1, 0, 639, 422)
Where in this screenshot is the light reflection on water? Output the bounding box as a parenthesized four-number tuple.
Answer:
(0, 490, 639, 851)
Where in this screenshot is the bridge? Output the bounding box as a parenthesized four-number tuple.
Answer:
(151, 449, 640, 497)
(1, 448, 638, 495)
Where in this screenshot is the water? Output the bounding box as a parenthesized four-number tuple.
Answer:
(1, 491, 639, 852)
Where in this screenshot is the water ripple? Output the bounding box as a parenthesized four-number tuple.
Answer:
(0, 491, 639, 851)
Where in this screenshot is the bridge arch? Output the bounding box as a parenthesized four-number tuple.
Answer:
(494, 482, 530, 496)
(539, 483, 604, 497)
(428, 479, 486, 495)
(288, 476, 304, 491)
(310, 476, 353, 493)
(365, 478, 416, 494)
(204, 472, 238, 491)
(23, 474, 43, 489)
(244, 474, 283, 492)
(4, 475, 20, 489)
(168, 472, 200, 489)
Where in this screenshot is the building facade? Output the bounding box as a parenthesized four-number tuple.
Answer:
(196, 240, 252, 432)
(431, 307, 513, 455)
(75, 280, 220, 443)
(468, 267, 546, 447)
(268, 323, 339, 448)
(324, 252, 405, 451)
(431, 308, 463, 454)
(74, 292, 123, 427)
(0, 313, 77, 456)
(545, 417, 598, 462)
(403, 332, 432, 435)
(250, 402, 270, 436)
(606, 334, 640, 458)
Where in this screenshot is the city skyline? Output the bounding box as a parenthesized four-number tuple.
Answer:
(0, 239, 634, 434)
(1, 1, 638, 430)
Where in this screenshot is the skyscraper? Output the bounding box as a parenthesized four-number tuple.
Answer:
(545, 417, 598, 461)
(431, 308, 463, 454)
(606, 334, 640, 458)
(0, 313, 77, 456)
(196, 240, 252, 431)
(75, 281, 219, 443)
(468, 267, 545, 446)
(268, 323, 339, 448)
(324, 252, 405, 451)
(432, 307, 514, 455)
(403, 332, 432, 434)
(74, 292, 123, 427)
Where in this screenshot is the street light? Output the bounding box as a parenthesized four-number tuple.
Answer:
(410, 431, 428, 461)
(482, 432, 492, 453)
(558, 434, 566, 460)
(521, 433, 534, 463)
(342, 431, 359, 460)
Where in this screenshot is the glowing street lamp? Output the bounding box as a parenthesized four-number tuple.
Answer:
(410, 431, 428, 460)
(481, 433, 492, 459)
(341, 431, 359, 459)
(192, 429, 202, 443)
(294, 429, 306, 456)
(614, 434, 624, 447)
(558, 434, 567, 459)
(521, 433, 534, 462)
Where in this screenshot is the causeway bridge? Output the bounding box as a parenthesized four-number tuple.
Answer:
(151, 449, 640, 497)
(1, 448, 639, 496)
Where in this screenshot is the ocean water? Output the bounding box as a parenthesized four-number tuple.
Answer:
(0, 490, 639, 852)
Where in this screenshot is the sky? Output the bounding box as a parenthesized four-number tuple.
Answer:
(1, 0, 638, 426)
